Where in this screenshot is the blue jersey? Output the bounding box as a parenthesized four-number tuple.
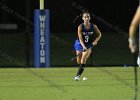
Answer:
(74, 23, 94, 51)
(81, 23, 94, 46)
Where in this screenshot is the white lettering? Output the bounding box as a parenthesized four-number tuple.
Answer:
(40, 57, 45, 63)
(40, 43, 45, 50)
(40, 50, 45, 56)
(40, 28, 45, 35)
(39, 15, 46, 64)
(39, 15, 46, 22)
(40, 36, 45, 43)
(40, 22, 45, 29)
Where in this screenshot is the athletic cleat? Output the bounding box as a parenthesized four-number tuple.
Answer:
(74, 75, 80, 81)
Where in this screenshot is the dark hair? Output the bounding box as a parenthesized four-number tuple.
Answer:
(82, 11, 90, 16)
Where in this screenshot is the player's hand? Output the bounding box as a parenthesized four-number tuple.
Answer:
(92, 41, 98, 46)
(83, 46, 87, 52)
(128, 38, 137, 53)
(129, 42, 137, 53)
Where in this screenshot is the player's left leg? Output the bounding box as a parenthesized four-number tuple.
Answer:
(81, 48, 91, 64)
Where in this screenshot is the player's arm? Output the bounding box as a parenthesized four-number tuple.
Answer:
(129, 5, 140, 53)
(92, 24, 102, 46)
(129, 5, 140, 40)
(78, 24, 87, 50)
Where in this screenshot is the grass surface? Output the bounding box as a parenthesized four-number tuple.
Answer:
(0, 67, 139, 100)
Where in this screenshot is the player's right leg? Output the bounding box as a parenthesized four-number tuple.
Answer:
(76, 51, 82, 64)
(74, 51, 82, 81)
(75, 48, 92, 81)
(74, 39, 83, 64)
(74, 39, 83, 81)
(74, 50, 83, 81)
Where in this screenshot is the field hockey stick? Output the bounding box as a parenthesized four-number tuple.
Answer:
(133, 51, 138, 100)
(71, 44, 94, 61)
(71, 54, 81, 61)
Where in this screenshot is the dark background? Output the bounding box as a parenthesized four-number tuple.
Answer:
(0, 0, 139, 32)
(0, 0, 139, 67)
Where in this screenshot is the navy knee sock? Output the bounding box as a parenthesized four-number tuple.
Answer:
(76, 64, 85, 76)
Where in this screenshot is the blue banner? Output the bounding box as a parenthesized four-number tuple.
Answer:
(34, 10, 50, 68)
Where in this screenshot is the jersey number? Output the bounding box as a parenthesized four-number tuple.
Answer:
(85, 35, 89, 42)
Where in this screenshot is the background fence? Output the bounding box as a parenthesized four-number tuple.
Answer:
(0, 0, 139, 67)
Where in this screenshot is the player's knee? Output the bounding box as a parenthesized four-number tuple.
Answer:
(77, 54, 82, 64)
(77, 60, 81, 64)
(81, 58, 87, 64)
(80, 64, 85, 69)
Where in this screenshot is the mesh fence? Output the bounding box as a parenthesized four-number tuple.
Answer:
(0, 0, 138, 67)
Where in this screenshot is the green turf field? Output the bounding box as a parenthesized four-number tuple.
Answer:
(0, 67, 139, 100)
